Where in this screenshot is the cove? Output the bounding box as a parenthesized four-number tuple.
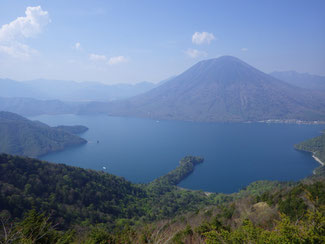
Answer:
(30, 114, 324, 193)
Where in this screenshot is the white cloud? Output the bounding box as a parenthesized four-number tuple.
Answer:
(0, 6, 50, 59)
(241, 48, 248, 52)
(89, 53, 107, 61)
(185, 48, 207, 58)
(0, 43, 38, 59)
(192, 32, 215, 45)
(89, 54, 128, 65)
(0, 6, 49, 42)
(108, 56, 128, 65)
(74, 42, 81, 50)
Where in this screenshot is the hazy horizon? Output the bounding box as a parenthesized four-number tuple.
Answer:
(1, 56, 325, 86)
(0, 0, 324, 84)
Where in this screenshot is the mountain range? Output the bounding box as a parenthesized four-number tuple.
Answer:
(270, 71, 325, 91)
(0, 78, 156, 102)
(0, 97, 78, 116)
(2, 56, 325, 122)
(81, 56, 325, 122)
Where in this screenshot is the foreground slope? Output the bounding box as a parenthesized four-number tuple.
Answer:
(0, 153, 323, 243)
(94, 56, 325, 122)
(0, 154, 145, 227)
(0, 111, 87, 157)
(0, 154, 209, 227)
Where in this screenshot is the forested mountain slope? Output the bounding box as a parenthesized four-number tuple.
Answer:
(0, 153, 323, 243)
(0, 111, 87, 157)
(0, 154, 211, 228)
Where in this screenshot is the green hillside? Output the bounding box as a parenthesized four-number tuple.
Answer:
(0, 154, 212, 228)
(0, 154, 324, 243)
(295, 131, 325, 164)
(0, 111, 87, 157)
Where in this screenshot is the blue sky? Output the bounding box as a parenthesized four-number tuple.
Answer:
(0, 0, 324, 84)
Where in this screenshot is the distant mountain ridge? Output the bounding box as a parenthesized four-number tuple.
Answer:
(81, 56, 325, 122)
(270, 71, 325, 91)
(0, 111, 87, 157)
(2, 56, 325, 122)
(0, 97, 79, 116)
(0, 78, 157, 102)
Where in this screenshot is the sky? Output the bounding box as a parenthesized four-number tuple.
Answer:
(0, 0, 324, 84)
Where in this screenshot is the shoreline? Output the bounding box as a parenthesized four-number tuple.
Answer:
(257, 119, 325, 125)
(312, 155, 324, 166)
(312, 154, 324, 175)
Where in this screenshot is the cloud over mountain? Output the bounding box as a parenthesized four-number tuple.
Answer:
(192, 32, 215, 45)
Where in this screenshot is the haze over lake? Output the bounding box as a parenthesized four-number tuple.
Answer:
(31, 114, 323, 193)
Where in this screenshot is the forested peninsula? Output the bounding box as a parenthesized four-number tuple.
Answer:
(295, 131, 325, 174)
(0, 111, 87, 157)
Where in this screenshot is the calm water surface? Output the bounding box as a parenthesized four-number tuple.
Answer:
(30, 114, 324, 193)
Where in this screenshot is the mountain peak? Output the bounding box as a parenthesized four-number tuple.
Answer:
(189, 55, 254, 73)
(198, 55, 245, 65)
(99, 55, 325, 122)
(176, 55, 263, 86)
(208, 55, 241, 62)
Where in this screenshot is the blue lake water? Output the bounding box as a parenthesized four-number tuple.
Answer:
(30, 114, 324, 193)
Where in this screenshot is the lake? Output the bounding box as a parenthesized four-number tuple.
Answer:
(30, 114, 324, 193)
